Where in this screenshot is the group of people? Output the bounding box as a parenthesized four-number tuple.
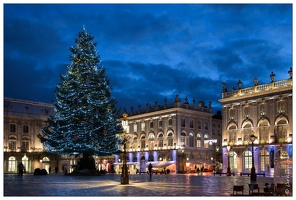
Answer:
(18, 162, 60, 175)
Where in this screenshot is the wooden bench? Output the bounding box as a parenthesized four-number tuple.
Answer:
(213, 172, 235, 176)
(240, 172, 265, 177)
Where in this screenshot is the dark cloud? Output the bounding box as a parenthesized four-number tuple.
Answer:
(4, 4, 292, 115)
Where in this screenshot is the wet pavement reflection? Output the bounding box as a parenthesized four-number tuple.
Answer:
(4, 173, 287, 196)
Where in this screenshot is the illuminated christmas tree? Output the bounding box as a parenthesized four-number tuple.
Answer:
(38, 27, 122, 170)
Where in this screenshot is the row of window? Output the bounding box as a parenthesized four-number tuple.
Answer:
(132, 119, 220, 132)
(229, 100, 288, 120)
(225, 117, 289, 145)
(128, 137, 212, 149)
(8, 141, 29, 150)
(118, 152, 211, 163)
(228, 149, 289, 172)
(9, 124, 29, 133)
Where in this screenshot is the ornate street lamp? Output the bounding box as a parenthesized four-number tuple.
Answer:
(250, 132, 257, 182)
(215, 145, 219, 162)
(182, 148, 185, 172)
(226, 144, 231, 176)
(121, 112, 129, 184)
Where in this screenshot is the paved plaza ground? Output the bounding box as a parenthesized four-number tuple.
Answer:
(3, 172, 290, 196)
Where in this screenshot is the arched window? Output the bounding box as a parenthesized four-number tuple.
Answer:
(260, 150, 269, 171)
(242, 124, 252, 145)
(228, 125, 237, 145)
(8, 135, 17, 150)
(276, 118, 288, 143)
(230, 151, 238, 171)
(158, 133, 163, 147)
(140, 136, 146, 148)
(204, 134, 209, 148)
(276, 150, 289, 176)
(181, 132, 186, 146)
(167, 132, 174, 147)
(132, 155, 137, 162)
(196, 133, 201, 147)
(21, 136, 30, 150)
(22, 155, 29, 172)
(148, 133, 155, 150)
(259, 120, 269, 144)
(133, 135, 138, 149)
(148, 154, 154, 162)
(8, 156, 16, 172)
(42, 157, 50, 162)
(244, 151, 252, 171)
(140, 155, 145, 161)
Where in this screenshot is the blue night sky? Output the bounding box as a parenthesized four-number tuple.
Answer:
(3, 3, 292, 114)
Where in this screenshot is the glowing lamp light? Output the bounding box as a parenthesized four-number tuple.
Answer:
(226, 144, 230, 152)
(250, 134, 257, 143)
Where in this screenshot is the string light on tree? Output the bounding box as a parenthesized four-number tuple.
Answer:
(38, 26, 122, 172)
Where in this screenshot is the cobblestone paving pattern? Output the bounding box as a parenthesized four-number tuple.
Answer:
(4, 173, 286, 196)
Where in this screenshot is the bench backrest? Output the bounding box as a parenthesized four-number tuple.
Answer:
(233, 185, 244, 195)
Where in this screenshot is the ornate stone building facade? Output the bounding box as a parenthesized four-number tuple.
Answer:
(3, 98, 57, 173)
(3, 95, 222, 175)
(114, 95, 222, 174)
(3, 98, 89, 174)
(219, 68, 292, 179)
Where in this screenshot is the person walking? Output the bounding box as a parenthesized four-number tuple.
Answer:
(18, 162, 24, 176)
(148, 163, 153, 180)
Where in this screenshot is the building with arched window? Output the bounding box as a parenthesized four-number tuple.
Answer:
(3, 98, 56, 173)
(219, 68, 292, 181)
(3, 98, 78, 174)
(114, 94, 222, 174)
(3, 95, 222, 175)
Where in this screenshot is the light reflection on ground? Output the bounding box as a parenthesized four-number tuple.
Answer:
(4, 173, 290, 196)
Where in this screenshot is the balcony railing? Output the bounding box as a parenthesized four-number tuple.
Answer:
(222, 78, 292, 99)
